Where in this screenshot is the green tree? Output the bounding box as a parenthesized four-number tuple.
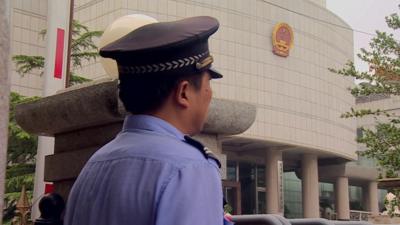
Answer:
(8, 92, 39, 165)
(3, 92, 38, 224)
(12, 20, 103, 86)
(4, 20, 103, 223)
(330, 7, 400, 175)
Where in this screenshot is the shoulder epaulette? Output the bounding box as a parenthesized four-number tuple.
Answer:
(184, 136, 221, 168)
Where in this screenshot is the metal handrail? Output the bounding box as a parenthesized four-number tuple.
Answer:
(332, 221, 372, 225)
(272, 214, 291, 225)
(288, 218, 335, 225)
(231, 215, 373, 225)
(231, 214, 284, 225)
(349, 210, 371, 221)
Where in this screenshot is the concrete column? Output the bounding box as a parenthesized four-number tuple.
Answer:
(302, 154, 320, 218)
(265, 150, 282, 214)
(0, 0, 10, 223)
(335, 176, 350, 220)
(32, 0, 72, 218)
(366, 181, 379, 216)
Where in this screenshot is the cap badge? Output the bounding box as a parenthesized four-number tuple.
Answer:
(196, 55, 214, 70)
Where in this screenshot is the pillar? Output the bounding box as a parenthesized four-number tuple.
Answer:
(365, 181, 379, 216)
(0, 0, 10, 222)
(335, 176, 350, 220)
(302, 154, 320, 218)
(32, 0, 72, 218)
(265, 150, 282, 214)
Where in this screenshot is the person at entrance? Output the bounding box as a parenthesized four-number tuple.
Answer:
(64, 16, 225, 225)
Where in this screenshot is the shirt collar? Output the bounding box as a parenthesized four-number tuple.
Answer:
(121, 114, 185, 141)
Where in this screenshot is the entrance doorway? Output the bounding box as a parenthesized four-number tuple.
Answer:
(225, 161, 266, 214)
(223, 180, 241, 214)
(239, 162, 256, 214)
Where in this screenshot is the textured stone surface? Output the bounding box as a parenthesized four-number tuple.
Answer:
(0, 0, 10, 222)
(16, 80, 257, 136)
(204, 98, 256, 135)
(53, 179, 75, 201)
(44, 147, 98, 182)
(54, 122, 122, 153)
(15, 80, 122, 136)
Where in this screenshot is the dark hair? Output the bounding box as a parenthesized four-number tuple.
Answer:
(119, 72, 204, 114)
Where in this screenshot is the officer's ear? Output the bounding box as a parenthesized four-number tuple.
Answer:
(174, 80, 191, 108)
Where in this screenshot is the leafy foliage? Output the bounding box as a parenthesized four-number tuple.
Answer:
(12, 55, 44, 75)
(12, 20, 103, 86)
(5, 20, 103, 222)
(8, 92, 39, 164)
(358, 121, 400, 173)
(5, 164, 35, 180)
(330, 6, 400, 173)
(4, 92, 37, 223)
(69, 20, 103, 68)
(5, 173, 34, 194)
(70, 72, 92, 86)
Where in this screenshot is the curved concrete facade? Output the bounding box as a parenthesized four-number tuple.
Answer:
(73, 0, 356, 160)
(205, 1, 356, 159)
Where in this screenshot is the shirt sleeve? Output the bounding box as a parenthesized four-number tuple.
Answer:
(155, 161, 223, 225)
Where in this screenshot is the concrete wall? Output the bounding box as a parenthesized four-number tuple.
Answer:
(9, 0, 47, 96)
(308, 0, 326, 8)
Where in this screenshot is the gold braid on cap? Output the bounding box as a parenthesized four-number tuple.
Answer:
(195, 55, 213, 70)
(118, 51, 210, 75)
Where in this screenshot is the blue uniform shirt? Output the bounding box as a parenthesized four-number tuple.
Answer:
(64, 115, 223, 225)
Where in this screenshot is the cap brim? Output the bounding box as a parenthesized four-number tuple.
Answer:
(209, 67, 223, 79)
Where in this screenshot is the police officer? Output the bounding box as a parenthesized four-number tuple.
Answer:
(64, 16, 224, 225)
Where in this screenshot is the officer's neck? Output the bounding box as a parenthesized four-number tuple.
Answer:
(150, 106, 198, 136)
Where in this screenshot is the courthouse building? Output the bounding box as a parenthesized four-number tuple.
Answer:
(9, 0, 385, 219)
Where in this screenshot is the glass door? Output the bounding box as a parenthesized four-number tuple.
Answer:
(223, 180, 241, 215)
(226, 161, 268, 214)
(256, 165, 266, 214)
(239, 162, 256, 214)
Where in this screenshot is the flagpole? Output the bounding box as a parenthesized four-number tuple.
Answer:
(65, 0, 74, 88)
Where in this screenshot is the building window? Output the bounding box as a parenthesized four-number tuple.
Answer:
(283, 172, 303, 218)
(227, 161, 238, 181)
(349, 186, 363, 211)
(257, 165, 265, 187)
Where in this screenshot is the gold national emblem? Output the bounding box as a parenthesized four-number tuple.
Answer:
(272, 23, 294, 57)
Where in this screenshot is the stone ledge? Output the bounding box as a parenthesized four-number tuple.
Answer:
(16, 80, 121, 136)
(203, 98, 256, 135)
(16, 80, 256, 136)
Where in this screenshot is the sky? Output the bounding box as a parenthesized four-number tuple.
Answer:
(326, 0, 399, 72)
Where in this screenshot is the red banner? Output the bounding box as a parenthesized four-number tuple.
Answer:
(54, 28, 65, 79)
(44, 183, 54, 194)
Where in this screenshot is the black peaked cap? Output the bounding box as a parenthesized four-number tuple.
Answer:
(100, 16, 222, 78)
